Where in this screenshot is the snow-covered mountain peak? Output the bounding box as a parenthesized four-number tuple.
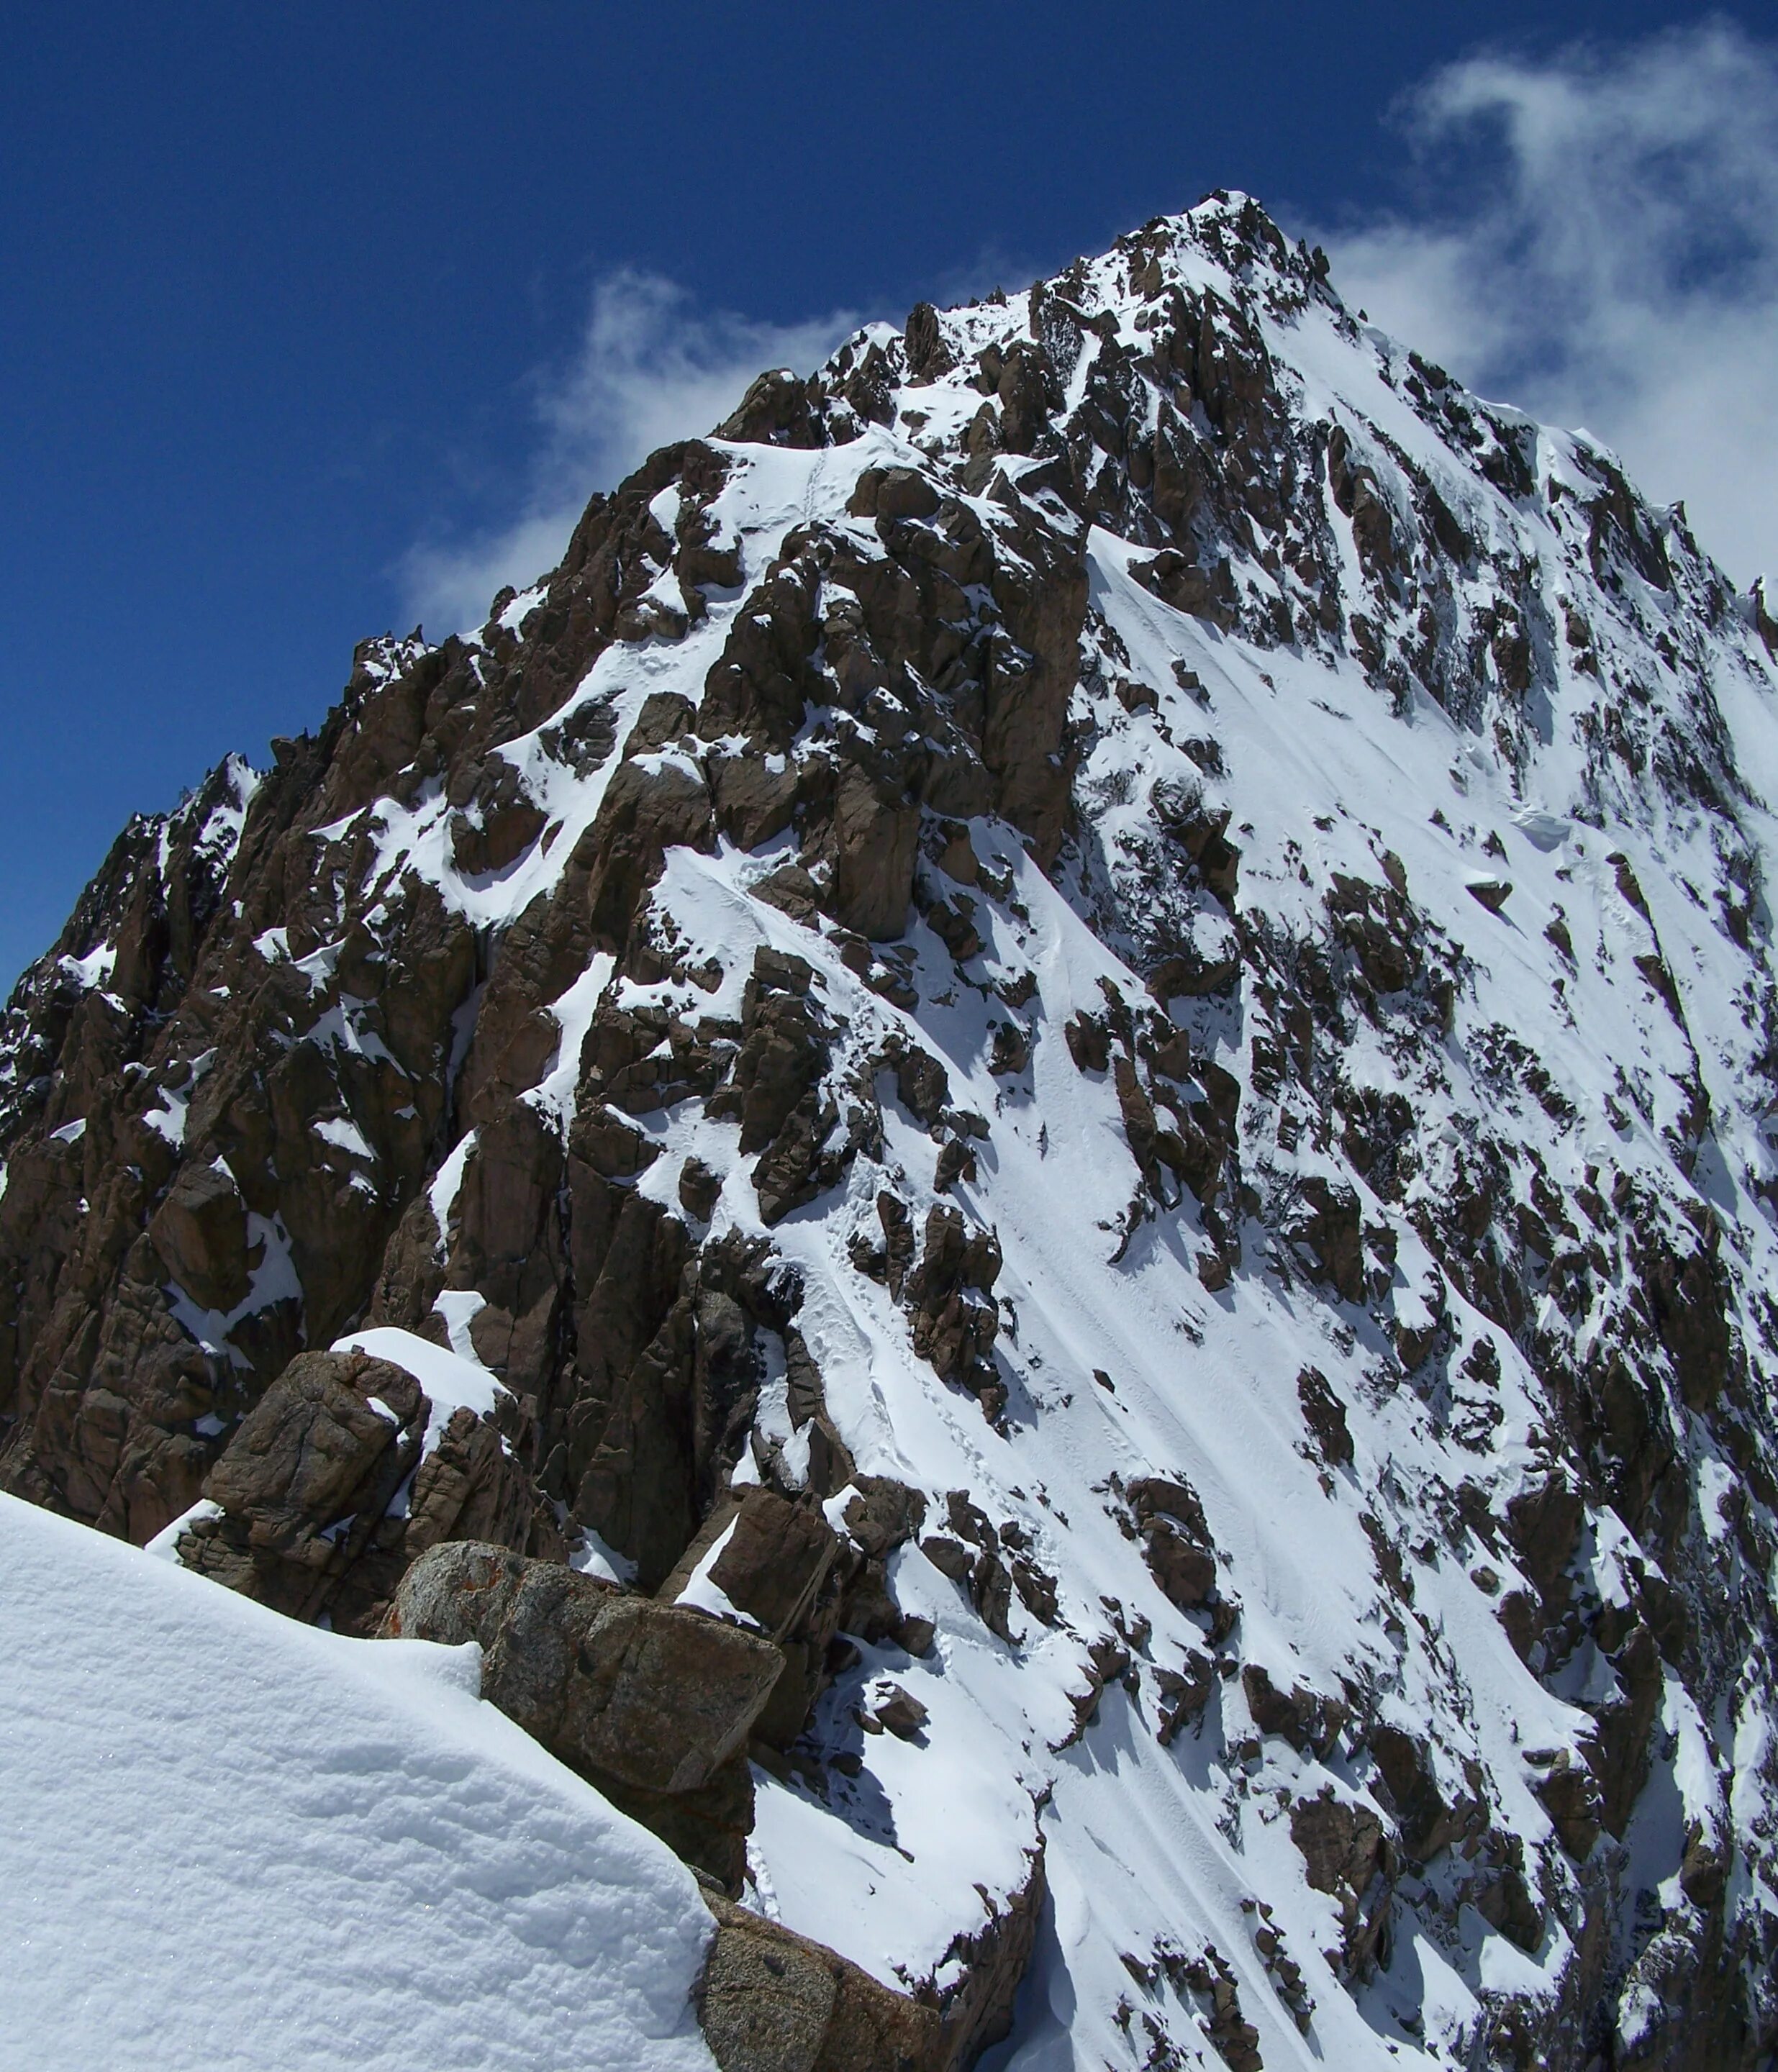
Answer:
(4, 201, 1778, 2071)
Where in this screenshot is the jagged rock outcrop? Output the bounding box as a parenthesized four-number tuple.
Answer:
(5, 191, 1778, 2068)
(180, 1348, 427, 1621)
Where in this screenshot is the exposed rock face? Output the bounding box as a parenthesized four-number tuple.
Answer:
(5, 193, 1778, 2068)
(698, 1896, 944, 2072)
(181, 1349, 425, 1621)
(388, 1540, 784, 1888)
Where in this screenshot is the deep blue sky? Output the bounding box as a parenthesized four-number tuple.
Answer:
(0, 4, 1759, 986)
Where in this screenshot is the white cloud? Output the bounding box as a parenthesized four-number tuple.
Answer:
(403, 269, 857, 635)
(1311, 20, 1778, 587)
(406, 29, 1777, 631)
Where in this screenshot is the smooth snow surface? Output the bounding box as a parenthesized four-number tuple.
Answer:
(0, 1493, 716, 2072)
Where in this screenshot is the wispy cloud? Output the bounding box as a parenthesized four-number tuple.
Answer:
(1310, 19, 1778, 587)
(402, 270, 858, 635)
(408, 29, 1778, 630)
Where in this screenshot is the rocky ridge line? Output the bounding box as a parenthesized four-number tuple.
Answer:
(3, 192, 1778, 2070)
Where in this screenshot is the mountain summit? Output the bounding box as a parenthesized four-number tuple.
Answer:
(4, 194, 1778, 2070)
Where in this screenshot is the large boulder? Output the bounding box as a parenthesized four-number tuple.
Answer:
(829, 767, 919, 940)
(386, 1540, 786, 1887)
(663, 1485, 841, 1642)
(402, 1405, 538, 1559)
(698, 1895, 944, 2072)
(663, 1485, 848, 1753)
(180, 1348, 427, 1624)
(389, 1539, 784, 1791)
(199, 1348, 422, 1565)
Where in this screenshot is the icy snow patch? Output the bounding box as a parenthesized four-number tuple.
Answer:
(498, 582, 547, 634)
(58, 941, 116, 989)
(427, 1128, 478, 1253)
(527, 951, 614, 1131)
(142, 1085, 189, 1147)
(673, 1517, 761, 1630)
(144, 1496, 224, 1563)
(571, 1525, 640, 1587)
(435, 1287, 490, 1361)
(165, 1211, 304, 1368)
(314, 1112, 375, 1160)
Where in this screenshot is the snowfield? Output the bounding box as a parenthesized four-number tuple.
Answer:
(0, 1491, 716, 2072)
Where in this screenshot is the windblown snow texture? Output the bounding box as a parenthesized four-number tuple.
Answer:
(4, 194, 1778, 2069)
(0, 1491, 717, 2072)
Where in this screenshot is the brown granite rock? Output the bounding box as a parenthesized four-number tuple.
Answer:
(147, 1159, 252, 1314)
(201, 1349, 422, 1565)
(388, 1540, 785, 1796)
(830, 768, 919, 941)
(686, 1486, 841, 1640)
(177, 1347, 427, 1624)
(1289, 1788, 1395, 1980)
(698, 1895, 944, 2072)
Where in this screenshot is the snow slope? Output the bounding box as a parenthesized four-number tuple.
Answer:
(5, 191, 1778, 2071)
(0, 1492, 715, 2072)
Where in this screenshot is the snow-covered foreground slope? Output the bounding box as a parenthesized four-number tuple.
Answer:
(4, 193, 1778, 2070)
(0, 1492, 715, 2072)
